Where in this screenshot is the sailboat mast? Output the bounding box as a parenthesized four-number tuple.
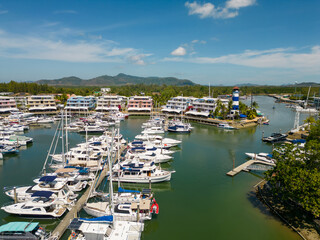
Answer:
(65, 110, 69, 163)
(108, 130, 115, 212)
(61, 110, 65, 166)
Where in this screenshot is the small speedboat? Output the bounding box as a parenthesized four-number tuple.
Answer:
(245, 152, 275, 164)
(217, 123, 236, 130)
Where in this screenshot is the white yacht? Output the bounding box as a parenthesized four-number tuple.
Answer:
(112, 160, 174, 183)
(135, 134, 182, 145)
(1, 197, 67, 218)
(4, 176, 78, 202)
(141, 127, 164, 135)
(68, 216, 144, 240)
(83, 200, 154, 222)
(245, 152, 275, 164)
(78, 125, 105, 134)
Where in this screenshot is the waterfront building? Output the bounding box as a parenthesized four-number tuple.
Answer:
(65, 96, 96, 112)
(95, 95, 127, 112)
(101, 88, 111, 94)
(0, 96, 18, 113)
(162, 96, 197, 114)
(127, 96, 153, 112)
(27, 95, 57, 112)
(185, 97, 217, 117)
(230, 86, 240, 115)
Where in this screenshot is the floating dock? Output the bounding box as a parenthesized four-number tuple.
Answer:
(226, 160, 275, 177)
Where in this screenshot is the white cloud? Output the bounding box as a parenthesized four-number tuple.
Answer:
(0, 29, 149, 64)
(128, 54, 152, 65)
(164, 46, 320, 73)
(226, 0, 256, 9)
(0, 10, 8, 15)
(171, 47, 187, 56)
(185, 2, 215, 19)
(185, 0, 256, 19)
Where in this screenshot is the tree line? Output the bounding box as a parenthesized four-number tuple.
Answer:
(265, 118, 320, 217)
(1, 81, 319, 106)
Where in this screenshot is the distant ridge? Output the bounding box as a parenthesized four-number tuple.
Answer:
(284, 82, 320, 87)
(36, 73, 195, 86)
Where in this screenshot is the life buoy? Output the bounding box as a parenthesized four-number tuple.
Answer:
(71, 232, 76, 238)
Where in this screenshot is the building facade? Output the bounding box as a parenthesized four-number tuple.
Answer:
(65, 96, 96, 111)
(0, 96, 18, 113)
(162, 96, 197, 114)
(185, 97, 217, 117)
(96, 95, 127, 112)
(127, 96, 153, 112)
(27, 95, 57, 112)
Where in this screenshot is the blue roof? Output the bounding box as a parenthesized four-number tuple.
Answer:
(31, 191, 54, 198)
(118, 187, 140, 193)
(39, 176, 57, 182)
(79, 215, 113, 222)
(0, 222, 39, 233)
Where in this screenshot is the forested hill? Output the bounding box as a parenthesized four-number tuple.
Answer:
(36, 73, 195, 86)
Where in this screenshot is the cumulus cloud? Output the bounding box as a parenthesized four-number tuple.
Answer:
(185, 0, 256, 19)
(0, 29, 149, 64)
(164, 46, 320, 73)
(128, 54, 152, 65)
(171, 47, 187, 56)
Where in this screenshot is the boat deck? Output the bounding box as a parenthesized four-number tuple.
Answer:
(49, 146, 126, 240)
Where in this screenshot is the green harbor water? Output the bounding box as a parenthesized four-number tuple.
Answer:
(0, 96, 310, 239)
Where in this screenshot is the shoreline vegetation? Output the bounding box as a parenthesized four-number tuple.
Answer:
(256, 181, 320, 240)
(258, 120, 320, 240)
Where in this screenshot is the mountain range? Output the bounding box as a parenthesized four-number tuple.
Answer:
(36, 73, 195, 86)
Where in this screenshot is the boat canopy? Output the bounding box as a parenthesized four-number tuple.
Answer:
(0, 222, 39, 233)
(291, 139, 306, 144)
(118, 187, 140, 193)
(39, 176, 57, 182)
(79, 215, 113, 222)
(31, 191, 54, 199)
(79, 168, 89, 174)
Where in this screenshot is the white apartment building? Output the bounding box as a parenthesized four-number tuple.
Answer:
(186, 97, 217, 117)
(96, 95, 127, 112)
(0, 97, 18, 113)
(27, 95, 57, 112)
(162, 96, 197, 114)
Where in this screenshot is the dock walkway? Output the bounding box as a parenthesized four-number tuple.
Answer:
(50, 146, 125, 240)
(226, 160, 275, 177)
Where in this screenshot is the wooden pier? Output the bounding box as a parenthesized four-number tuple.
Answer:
(226, 160, 275, 177)
(50, 146, 125, 240)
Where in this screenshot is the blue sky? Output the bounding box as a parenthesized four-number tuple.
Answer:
(0, 0, 319, 85)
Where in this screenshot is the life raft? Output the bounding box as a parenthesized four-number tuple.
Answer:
(150, 199, 159, 214)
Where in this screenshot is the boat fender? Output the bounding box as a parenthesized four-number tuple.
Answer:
(71, 231, 76, 238)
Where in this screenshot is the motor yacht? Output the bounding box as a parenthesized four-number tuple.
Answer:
(112, 160, 174, 183)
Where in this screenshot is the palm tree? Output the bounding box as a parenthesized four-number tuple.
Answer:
(304, 116, 316, 130)
(228, 99, 233, 112)
(252, 101, 259, 109)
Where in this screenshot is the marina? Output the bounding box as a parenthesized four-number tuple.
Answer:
(0, 96, 311, 240)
